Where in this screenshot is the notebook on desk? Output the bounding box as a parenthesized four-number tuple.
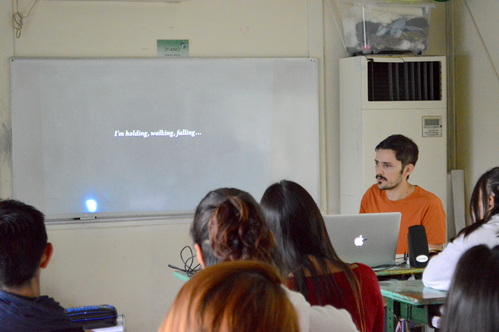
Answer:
(323, 212, 401, 268)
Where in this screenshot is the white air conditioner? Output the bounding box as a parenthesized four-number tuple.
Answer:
(339, 55, 447, 214)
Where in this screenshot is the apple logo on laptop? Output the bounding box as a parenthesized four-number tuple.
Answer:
(354, 235, 367, 247)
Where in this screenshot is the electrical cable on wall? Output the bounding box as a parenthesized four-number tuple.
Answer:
(326, 0, 348, 52)
(12, 0, 39, 38)
(463, 0, 498, 80)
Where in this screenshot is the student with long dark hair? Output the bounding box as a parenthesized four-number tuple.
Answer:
(159, 261, 300, 332)
(188, 187, 358, 332)
(423, 166, 499, 290)
(439, 244, 499, 332)
(260, 180, 384, 332)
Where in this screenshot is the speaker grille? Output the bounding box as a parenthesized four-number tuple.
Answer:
(367, 60, 442, 101)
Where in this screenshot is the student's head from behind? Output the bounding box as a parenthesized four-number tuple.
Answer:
(159, 260, 299, 332)
(261, 180, 366, 330)
(469, 166, 499, 223)
(190, 188, 274, 268)
(260, 180, 338, 274)
(0, 199, 52, 289)
(374, 134, 418, 187)
(440, 244, 499, 332)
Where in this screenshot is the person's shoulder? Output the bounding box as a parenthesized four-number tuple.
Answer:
(282, 286, 359, 332)
(465, 216, 499, 240)
(350, 263, 380, 283)
(350, 262, 373, 272)
(0, 292, 84, 332)
(0, 289, 12, 298)
(282, 286, 309, 307)
(488, 214, 499, 225)
(412, 186, 443, 205)
(365, 184, 378, 192)
(413, 186, 439, 199)
(36, 295, 66, 310)
(309, 305, 359, 332)
(0, 289, 38, 304)
(478, 215, 499, 231)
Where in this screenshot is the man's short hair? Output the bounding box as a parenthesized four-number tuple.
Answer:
(0, 199, 47, 288)
(376, 134, 419, 168)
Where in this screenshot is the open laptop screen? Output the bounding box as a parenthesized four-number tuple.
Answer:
(323, 212, 401, 267)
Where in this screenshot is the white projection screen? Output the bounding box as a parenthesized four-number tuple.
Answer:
(10, 57, 320, 221)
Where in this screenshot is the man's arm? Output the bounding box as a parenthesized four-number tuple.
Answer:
(359, 186, 374, 214)
(423, 195, 447, 250)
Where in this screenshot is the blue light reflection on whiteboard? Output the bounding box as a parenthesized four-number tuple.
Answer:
(85, 199, 98, 213)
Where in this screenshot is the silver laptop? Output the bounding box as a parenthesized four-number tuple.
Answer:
(323, 212, 401, 268)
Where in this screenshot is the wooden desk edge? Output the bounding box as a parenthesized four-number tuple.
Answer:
(374, 266, 424, 276)
(379, 280, 447, 305)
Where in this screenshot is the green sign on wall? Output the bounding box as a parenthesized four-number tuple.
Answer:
(157, 40, 189, 57)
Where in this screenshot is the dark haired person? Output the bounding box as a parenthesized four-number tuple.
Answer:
(359, 134, 446, 255)
(190, 188, 359, 332)
(0, 199, 86, 332)
(159, 260, 300, 332)
(439, 244, 499, 332)
(423, 166, 499, 290)
(261, 180, 384, 332)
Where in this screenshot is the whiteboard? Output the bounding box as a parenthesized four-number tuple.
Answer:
(10, 57, 320, 221)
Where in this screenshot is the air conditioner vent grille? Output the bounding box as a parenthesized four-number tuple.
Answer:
(367, 61, 442, 101)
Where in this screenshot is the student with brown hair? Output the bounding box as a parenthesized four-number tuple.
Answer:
(188, 187, 358, 332)
(190, 188, 275, 268)
(260, 180, 384, 332)
(158, 260, 299, 332)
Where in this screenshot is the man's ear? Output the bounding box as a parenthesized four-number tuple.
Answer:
(194, 243, 206, 269)
(404, 164, 415, 179)
(39, 243, 53, 269)
(488, 195, 495, 211)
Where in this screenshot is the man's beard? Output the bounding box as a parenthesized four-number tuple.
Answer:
(376, 174, 402, 191)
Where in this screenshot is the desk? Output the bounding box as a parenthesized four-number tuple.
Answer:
(176, 266, 423, 279)
(379, 280, 447, 331)
(375, 265, 424, 278)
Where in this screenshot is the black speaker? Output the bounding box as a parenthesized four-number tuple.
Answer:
(407, 225, 430, 268)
